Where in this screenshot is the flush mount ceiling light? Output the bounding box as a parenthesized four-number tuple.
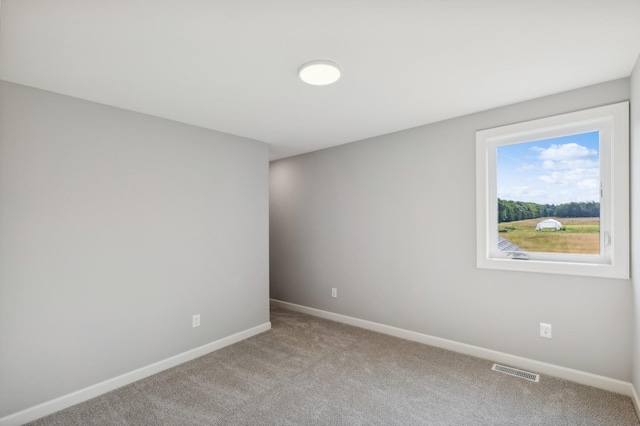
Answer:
(298, 60, 341, 86)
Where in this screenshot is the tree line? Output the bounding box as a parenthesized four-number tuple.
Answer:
(498, 199, 599, 223)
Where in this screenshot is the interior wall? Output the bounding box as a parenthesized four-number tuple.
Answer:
(0, 81, 270, 417)
(270, 78, 633, 381)
(631, 55, 640, 393)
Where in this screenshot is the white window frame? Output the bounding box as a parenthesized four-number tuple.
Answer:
(476, 102, 629, 279)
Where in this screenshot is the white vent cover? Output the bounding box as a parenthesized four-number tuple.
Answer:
(492, 364, 540, 382)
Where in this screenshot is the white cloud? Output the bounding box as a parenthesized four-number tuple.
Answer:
(499, 183, 597, 204)
(499, 141, 600, 204)
(534, 142, 599, 201)
(534, 143, 597, 161)
(538, 168, 599, 185)
(541, 158, 599, 170)
(498, 186, 547, 202)
(517, 163, 534, 171)
(577, 178, 600, 190)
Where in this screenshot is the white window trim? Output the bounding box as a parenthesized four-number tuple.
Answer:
(476, 102, 629, 279)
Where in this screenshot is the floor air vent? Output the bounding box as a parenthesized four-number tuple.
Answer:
(491, 364, 540, 382)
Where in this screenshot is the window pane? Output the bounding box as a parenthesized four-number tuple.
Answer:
(496, 131, 600, 255)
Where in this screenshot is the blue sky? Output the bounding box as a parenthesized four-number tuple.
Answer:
(497, 131, 600, 205)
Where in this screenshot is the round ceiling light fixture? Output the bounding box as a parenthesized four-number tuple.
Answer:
(298, 60, 341, 86)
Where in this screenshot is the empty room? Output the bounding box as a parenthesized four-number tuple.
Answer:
(2, 1, 640, 425)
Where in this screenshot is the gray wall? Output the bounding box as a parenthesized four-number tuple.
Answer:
(0, 81, 269, 417)
(631, 56, 640, 393)
(270, 78, 633, 381)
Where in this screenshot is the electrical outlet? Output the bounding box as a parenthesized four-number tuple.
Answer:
(331, 288, 337, 298)
(192, 314, 200, 328)
(540, 322, 552, 338)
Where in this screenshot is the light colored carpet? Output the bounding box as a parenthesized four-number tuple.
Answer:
(27, 306, 639, 425)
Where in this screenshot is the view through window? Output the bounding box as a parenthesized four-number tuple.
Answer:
(496, 131, 600, 255)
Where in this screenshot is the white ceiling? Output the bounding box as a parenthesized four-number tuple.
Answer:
(1, 1, 639, 160)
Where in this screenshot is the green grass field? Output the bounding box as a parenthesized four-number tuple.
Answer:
(498, 217, 599, 254)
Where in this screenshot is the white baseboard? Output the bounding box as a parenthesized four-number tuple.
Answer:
(632, 385, 640, 421)
(0, 322, 271, 426)
(270, 299, 635, 398)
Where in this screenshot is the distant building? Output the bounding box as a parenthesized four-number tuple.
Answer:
(535, 218, 562, 231)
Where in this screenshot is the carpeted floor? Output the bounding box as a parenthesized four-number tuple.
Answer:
(27, 306, 640, 425)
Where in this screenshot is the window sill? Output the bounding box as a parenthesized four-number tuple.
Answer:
(477, 256, 629, 279)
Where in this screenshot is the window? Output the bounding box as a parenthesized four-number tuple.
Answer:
(476, 102, 629, 278)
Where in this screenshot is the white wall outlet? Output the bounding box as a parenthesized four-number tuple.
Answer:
(192, 314, 200, 328)
(331, 288, 337, 298)
(540, 322, 552, 338)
